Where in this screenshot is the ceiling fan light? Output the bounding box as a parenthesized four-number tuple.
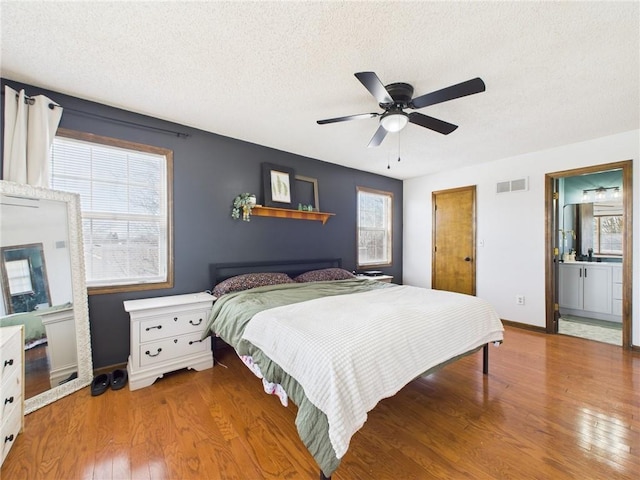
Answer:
(380, 112, 408, 132)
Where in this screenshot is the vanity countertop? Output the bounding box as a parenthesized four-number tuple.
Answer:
(562, 261, 622, 265)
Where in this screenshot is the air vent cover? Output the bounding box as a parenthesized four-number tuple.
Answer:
(496, 177, 528, 194)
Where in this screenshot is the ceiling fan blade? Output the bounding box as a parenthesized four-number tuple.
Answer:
(408, 112, 458, 135)
(410, 77, 486, 109)
(317, 113, 379, 125)
(367, 124, 388, 147)
(355, 72, 394, 104)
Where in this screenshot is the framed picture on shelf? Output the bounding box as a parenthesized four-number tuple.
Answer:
(262, 163, 295, 208)
(294, 175, 320, 212)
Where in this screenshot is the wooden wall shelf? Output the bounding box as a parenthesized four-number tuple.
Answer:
(251, 206, 335, 224)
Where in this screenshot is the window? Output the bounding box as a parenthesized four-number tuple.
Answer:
(50, 129, 173, 294)
(593, 215, 623, 255)
(5, 259, 33, 295)
(357, 187, 393, 268)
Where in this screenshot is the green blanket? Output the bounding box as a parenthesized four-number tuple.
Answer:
(203, 279, 390, 477)
(1, 312, 46, 346)
(0, 302, 72, 348)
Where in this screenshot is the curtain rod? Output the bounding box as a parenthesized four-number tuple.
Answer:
(2, 90, 190, 138)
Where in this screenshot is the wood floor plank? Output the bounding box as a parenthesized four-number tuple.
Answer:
(2, 326, 638, 480)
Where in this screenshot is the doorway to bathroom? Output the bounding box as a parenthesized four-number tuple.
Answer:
(544, 160, 632, 348)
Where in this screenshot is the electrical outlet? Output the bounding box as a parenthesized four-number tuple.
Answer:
(516, 295, 525, 305)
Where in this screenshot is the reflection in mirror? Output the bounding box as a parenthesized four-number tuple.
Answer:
(561, 201, 623, 259)
(0, 181, 92, 413)
(1, 243, 52, 313)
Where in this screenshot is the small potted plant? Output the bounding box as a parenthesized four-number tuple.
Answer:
(231, 193, 257, 221)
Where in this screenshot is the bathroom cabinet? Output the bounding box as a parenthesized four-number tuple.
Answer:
(559, 263, 621, 321)
(612, 265, 623, 316)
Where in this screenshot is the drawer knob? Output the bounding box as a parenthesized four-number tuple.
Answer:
(4, 396, 14, 405)
(189, 318, 203, 326)
(4, 434, 14, 443)
(4, 359, 13, 367)
(145, 325, 162, 331)
(188, 339, 204, 345)
(145, 348, 162, 357)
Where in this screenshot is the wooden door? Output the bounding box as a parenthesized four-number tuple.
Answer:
(432, 186, 476, 295)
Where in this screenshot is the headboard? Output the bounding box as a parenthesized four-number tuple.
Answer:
(210, 258, 342, 287)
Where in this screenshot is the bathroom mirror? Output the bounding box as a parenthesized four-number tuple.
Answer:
(0, 180, 93, 413)
(561, 201, 623, 258)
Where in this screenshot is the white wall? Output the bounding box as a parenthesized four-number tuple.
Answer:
(403, 130, 640, 347)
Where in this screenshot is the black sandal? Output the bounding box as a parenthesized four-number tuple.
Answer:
(111, 369, 128, 390)
(90, 373, 111, 396)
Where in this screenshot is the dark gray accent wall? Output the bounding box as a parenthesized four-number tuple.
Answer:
(1, 78, 402, 369)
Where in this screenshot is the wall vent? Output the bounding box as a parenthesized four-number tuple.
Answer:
(496, 177, 528, 194)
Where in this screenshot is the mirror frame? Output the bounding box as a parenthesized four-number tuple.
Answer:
(0, 180, 93, 413)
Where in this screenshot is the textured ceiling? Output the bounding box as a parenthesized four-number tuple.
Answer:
(1, 1, 638, 180)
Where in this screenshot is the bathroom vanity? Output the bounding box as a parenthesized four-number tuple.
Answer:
(559, 262, 622, 322)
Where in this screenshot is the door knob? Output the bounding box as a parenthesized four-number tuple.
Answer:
(464, 257, 472, 262)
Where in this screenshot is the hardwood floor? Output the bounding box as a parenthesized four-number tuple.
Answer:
(2, 326, 638, 479)
(24, 344, 51, 399)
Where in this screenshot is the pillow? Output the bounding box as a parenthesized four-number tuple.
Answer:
(293, 268, 355, 283)
(212, 272, 294, 297)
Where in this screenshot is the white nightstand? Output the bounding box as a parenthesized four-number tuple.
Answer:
(1, 326, 24, 467)
(124, 292, 215, 391)
(356, 274, 394, 283)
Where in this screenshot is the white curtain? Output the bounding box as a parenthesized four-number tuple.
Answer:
(3, 85, 63, 187)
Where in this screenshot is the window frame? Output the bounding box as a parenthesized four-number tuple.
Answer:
(356, 186, 393, 269)
(52, 128, 174, 295)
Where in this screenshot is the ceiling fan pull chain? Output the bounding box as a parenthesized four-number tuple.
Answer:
(397, 132, 401, 162)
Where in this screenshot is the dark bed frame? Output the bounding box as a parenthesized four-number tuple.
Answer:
(208, 258, 491, 480)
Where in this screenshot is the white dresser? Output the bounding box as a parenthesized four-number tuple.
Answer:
(1, 326, 24, 467)
(125, 292, 215, 391)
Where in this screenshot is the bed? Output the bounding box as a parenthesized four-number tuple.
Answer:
(0, 302, 72, 350)
(203, 259, 504, 479)
(1, 311, 47, 349)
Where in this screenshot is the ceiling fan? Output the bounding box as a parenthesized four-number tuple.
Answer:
(317, 72, 486, 147)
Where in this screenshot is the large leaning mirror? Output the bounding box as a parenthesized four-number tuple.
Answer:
(0, 180, 92, 413)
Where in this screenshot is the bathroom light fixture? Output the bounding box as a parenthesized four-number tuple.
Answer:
(581, 186, 621, 202)
(380, 111, 409, 132)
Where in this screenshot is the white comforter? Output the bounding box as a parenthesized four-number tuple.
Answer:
(241, 284, 504, 459)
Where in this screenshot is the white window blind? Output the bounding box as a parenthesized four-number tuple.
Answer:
(357, 187, 393, 267)
(6, 259, 33, 295)
(50, 134, 171, 290)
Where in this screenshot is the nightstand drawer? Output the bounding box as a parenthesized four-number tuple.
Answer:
(0, 407, 21, 465)
(139, 310, 209, 343)
(139, 332, 211, 367)
(0, 371, 22, 421)
(0, 339, 21, 386)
